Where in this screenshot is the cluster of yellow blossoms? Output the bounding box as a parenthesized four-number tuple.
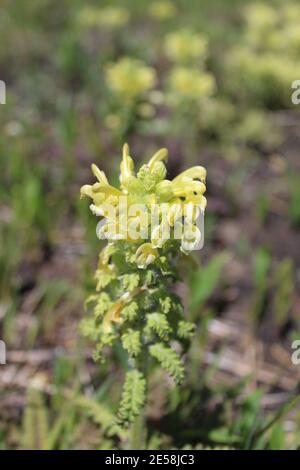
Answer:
(164, 29, 208, 64)
(148, 1, 177, 20)
(228, 1, 300, 107)
(168, 67, 215, 102)
(81, 145, 207, 268)
(106, 58, 157, 102)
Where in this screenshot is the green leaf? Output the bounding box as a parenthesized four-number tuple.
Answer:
(121, 329, 141, 357)
(177, 320, 195, 339)
(149, 342, 184, 384)
(118, 370, 146, 425)
(22, 389, 49, 450)
(189, 252, 229, 315)
(145, 313, 171, 339)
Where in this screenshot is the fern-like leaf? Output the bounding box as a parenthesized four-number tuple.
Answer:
(177, 320, 195, 339)
(121, 329, 141, 357)
(145, 313, 171, 339)
(74, 394, 126, 439)
(149, 343, 184, 384)
(118, 370, 146, 424)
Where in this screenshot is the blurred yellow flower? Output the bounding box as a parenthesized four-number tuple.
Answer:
(230, 1, 300, 109)
(244, 3, 278, 31)
(104, 113, 122, 130)
(283, 3, 300, 25)
(164, 30, 208, 63)
(149, 1, 177, 20)
(77, 6, 129, 29)
(106, 58, 157, 101)
(168, 67, 215, 101)
(229, 47, 300, 103)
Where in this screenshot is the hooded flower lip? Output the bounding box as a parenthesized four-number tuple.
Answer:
(91, 163, 109, 184)
(80, 143, 207, 255)
(147, 148, 168, 171)
(120, 143, 135, 189)
(172, 165, 206, 184)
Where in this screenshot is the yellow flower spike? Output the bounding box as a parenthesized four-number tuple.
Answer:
(81, 143, 207, 251)
(91, 164, 108, 185)
(135, 243, 158, 269)
(173, 166, 207, 184)
(148, 148, 168, 171)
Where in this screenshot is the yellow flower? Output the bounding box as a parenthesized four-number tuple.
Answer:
(181, 224, 202, 253)
(135, 243, 159, 268)
(77, 6, 129, 29)
(171, 166, 207, 210)
(80, 143, 207, 255)
(172, 166, 206, 183)
(149, 1, 177, 20)
(168, 67, 215, 102)
(164, 30, 208, 63)
(244, 3, 278, 31)
(148, 147, 168, 171)
(102, 293, 131, 333)
(120, 143, 135, 188)
(106, 58, 157, 101)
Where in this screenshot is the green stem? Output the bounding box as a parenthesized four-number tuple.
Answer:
(129, 409, 146, 450)
(129, 350, 148, 450)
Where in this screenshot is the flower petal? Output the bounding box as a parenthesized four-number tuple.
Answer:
(148, 148, 168, 171)
(172, 166, 206, 183)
